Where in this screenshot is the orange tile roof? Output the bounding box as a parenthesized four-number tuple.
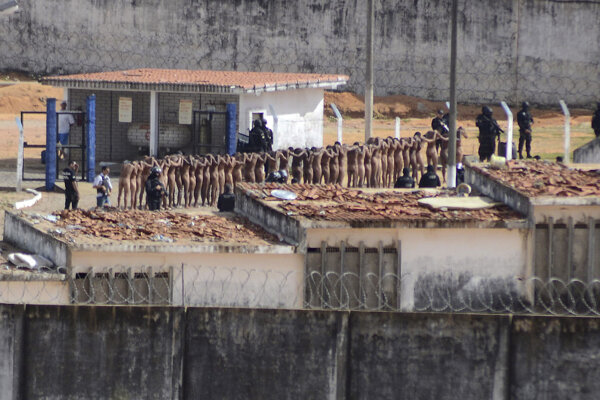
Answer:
(42, 68, 349, 93)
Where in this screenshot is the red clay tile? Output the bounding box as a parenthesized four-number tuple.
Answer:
(42, 68, 349, 90)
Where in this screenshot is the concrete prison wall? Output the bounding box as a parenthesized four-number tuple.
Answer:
(1, 0, 599, 106)
(2, 305, 600, 399)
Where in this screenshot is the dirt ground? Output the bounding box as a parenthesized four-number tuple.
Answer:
(323, 92, 595, 159)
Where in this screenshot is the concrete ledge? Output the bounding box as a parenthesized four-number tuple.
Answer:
(530, 196, 600, 207)
(465, 164, 532, 218)
(70, 242, 295, 254)
(235, 186, 305, 246)
(3, 211, 70, 268)
(573, 137, 600, 164)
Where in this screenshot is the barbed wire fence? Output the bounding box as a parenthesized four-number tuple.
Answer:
(3, 266, 600, 316)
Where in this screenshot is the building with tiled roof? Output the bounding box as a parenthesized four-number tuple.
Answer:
(42, 69, 348, 161)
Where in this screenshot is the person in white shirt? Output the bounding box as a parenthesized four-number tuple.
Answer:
(93, 166, 112, 208)
(57, 101, 75, 159)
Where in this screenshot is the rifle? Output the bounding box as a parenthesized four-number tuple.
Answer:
(480, 114, 504, 134)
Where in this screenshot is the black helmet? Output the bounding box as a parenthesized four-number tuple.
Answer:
(266, 171, 281, 183)
(262, 118, 268, 127)
(151, 166, 162, 175)
(522, 101, 529, 109)
(482, 106, 493, 116)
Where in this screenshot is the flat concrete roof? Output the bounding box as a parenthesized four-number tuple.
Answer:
(237, 182, 527, 230)
(12, 209, 294, 254)
(468, 160, 600, 199)
(465, 161, 600, 216)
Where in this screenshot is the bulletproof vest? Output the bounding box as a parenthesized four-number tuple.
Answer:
(394, 176, 415, 188)
(218, 193, 235, 212)
(97, 175, 108, 194)
(63, 168, 76, 192)
(147, 177, 164, 200)
(517, 111, 532, 130)
(419, 173, 440, 188)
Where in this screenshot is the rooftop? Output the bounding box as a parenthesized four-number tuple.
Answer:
(41, 68, 349, 94)
(238, 183, 525, 226)
(20, 208, 282, 247)
(469, 160, 600, 198)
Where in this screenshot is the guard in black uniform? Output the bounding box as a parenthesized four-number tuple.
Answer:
(262, 118, 273, 152)
(145, 167, 167, 211)
(517, 101, 534, 159)
(476, 106, 503, 162)
(63, 161, 79, 209)
(217, 184, 235, 212)
(432, 109, 449, 152)
(592, 102, 600, 139)
(418, 165, 441, 188)
(394, 168, 415, 188)
(249, 120, 266, 152)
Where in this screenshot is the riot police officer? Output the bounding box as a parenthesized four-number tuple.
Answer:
(145, 166, 167, 211)
(249, 119, 266, 152)
(592, 102, 600, 139)
(517, 101, 534, 159)
(432, 109, 449, 152)
(476, 106, 503, 162)
(262, 118, 273, 152)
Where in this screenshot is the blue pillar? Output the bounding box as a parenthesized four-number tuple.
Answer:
(45, 98, 56, 190)
(86, 94, 96, 182)
(226, 103, 237, 155)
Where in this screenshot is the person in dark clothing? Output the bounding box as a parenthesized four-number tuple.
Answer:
(456, 164, 465, 185)
(217, 183, 235, 212)
(394, 167, 415, 188)
(517, 101, 534, 159)
(592, 102, 600, 138)
(249, 119, 266, 152)
(145, 167, 167, 211)
(476, 106, 503, 162)
(63, 161, 79, 209)
(418, 165, 441, 188)
(265, 171, 282, 183)
(432, 109, 449, 152)
(262, 118, 273, 152)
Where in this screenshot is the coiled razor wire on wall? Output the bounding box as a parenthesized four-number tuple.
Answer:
(3, 267, 600, 316)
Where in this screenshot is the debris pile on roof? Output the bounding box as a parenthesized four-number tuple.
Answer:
(239, 183, 523, 222)
(470, 160, 600, 197)
(49, 208, 278, 243)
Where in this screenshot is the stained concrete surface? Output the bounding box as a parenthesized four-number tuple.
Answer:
(2, 305, 600, 399)
(184, 308, 347, 399)
(20, 305, 183, 399)
(349, 312, 509, 400)
(511, 316, 600, 400)
(2, 0, 599, 104)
